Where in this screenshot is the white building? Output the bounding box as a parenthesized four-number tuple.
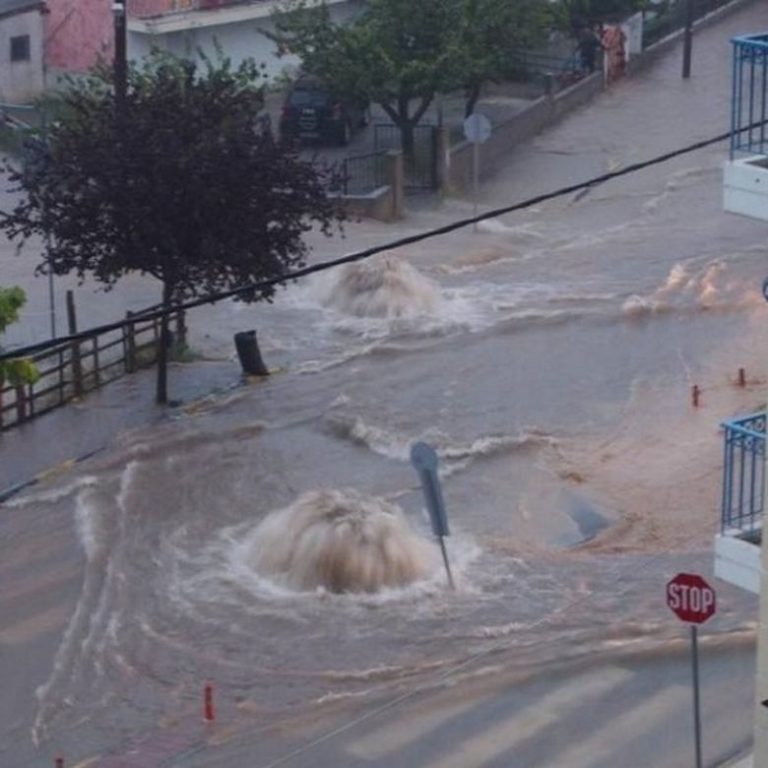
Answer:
(0, 0, 45, 103)
(719, 31, 768, 768)
(128, 0, 365, 83)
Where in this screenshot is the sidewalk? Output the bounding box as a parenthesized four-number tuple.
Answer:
(0, 359, 240, 494)
(723, 756, 754, 767)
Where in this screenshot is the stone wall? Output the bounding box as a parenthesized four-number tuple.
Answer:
(444, 72, 605, 193)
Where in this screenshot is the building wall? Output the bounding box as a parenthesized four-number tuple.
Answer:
(45, 0, 113, 77)
(128, 1, 363, 82)
(129, 0, 177, 17)
(755, 532, 768, 766)
(0, 9, 44, 102)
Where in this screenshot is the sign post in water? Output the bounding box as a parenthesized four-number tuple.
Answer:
(463, 113, 492, 232)
(410, 442, 454, 589)
(666, 572, 717, 768)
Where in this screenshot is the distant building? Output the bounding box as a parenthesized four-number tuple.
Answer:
(0, 0, 47, 102)
(718, 31, 768, 768)
(0, 0, 113, 102)
(127, 0, 364, 82)
(0, 0, 362, 103)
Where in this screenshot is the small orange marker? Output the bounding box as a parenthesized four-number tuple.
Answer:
(204, 683, 215, 723)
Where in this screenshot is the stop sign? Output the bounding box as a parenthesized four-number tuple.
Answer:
(666, 573, 716, 624)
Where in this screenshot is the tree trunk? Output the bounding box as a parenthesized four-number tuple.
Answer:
(156, 282, 171, 405)
(400, 121, 416, 159)
(465, 82, 482, 118)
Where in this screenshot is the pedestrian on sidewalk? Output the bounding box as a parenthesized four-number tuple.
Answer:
(577, 25, 603, 74)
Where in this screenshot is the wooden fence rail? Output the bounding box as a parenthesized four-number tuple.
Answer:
(0, 290, 187, 431)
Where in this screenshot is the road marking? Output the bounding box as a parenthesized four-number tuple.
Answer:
(349, 666, 632, 765)
(71, 758, 101, 768)
(548, 683, 689, 768)
(0, 603, 72, 645)
(0, 563, 80, 608)
(346, 696, 492, 760)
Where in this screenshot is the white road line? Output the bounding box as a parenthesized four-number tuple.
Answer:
(346, 697, 492, 760)
(547, 683, 690, 768)
(0, 603, 73, 645)
(349, 666, 632, 765)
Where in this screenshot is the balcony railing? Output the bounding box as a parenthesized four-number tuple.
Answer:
(730, 34, 768, 158)
(721, 412, 765, 535)
(129, 0, 265, 17)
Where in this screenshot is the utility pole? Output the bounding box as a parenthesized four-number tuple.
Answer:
(113, 0, 127, 115)
(682, 0, 694, 79)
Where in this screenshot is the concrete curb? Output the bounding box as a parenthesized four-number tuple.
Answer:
(719, 754, 753, 767)
(0, 445, 105, 504)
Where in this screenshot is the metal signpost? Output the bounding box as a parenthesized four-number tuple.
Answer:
(666, 572, 717, 768)
(410, 441, 454, 589)
(463, 113, 492, 231)
(682, 0, 694, 79)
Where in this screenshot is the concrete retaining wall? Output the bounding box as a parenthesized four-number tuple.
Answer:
(628, 0, 758, 75)
(339, 185, 397, 222)
(445, 72, 604, 193)
(441, 0, 757, 196)
(338, 149, 403, 222)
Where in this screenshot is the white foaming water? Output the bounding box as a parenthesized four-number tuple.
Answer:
(244, 489, 440, 593)
(321, 254, 441, 319)
(3, 475, 97, 508)
(325, 412, 557, 475)
(622, 260, 762, 318)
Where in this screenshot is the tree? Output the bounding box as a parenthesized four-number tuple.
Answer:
(457, 0, 551, 117)
(273, 0, 464, 156)
(0, 286, 39, 390)
(552, 0, 647, 33)
(273, 0, 553, 149)
(0, 50, 344, 404)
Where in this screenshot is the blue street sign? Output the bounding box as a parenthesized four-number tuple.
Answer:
(410, 442, 450, 537)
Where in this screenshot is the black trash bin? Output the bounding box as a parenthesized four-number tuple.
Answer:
(234, 330, 269, 376)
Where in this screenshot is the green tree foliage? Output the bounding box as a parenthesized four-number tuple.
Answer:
(0, 286, 39, 387)
(0, 50, 344, 404)
(274, 0, 463, 155)
(274, 0, 552, 147)
(456, 0, 551, 117)
(553, 0, 648, 33)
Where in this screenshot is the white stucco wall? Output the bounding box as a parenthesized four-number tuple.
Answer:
(0, 9, 44, 102)
(128, 0, 364, 84)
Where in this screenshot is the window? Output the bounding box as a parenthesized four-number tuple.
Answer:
(10, 35, 30, 63)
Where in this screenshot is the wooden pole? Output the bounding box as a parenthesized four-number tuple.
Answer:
(682, 0, 694, 79)
(66, 291, 83, 398)
(125, 311, 136, 373)
(175, 308, 187, 351)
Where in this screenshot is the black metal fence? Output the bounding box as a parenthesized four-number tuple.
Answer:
(509, 50, 586, 90)
(374, 123, 437, 192)
(338, 151, 387, 195)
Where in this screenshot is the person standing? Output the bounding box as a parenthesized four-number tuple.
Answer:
(577, 26, 603, 74)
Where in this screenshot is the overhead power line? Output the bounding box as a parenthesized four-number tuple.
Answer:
(0, 125, 733, 364)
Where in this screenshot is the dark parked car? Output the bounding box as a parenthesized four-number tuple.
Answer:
(278, 76, 369, 146)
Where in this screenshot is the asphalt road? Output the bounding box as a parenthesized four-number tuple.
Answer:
(178, 636, 756, 768)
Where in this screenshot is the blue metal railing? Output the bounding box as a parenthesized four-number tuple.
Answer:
(730, 34, 768, 158)
(721, 412, 766, 534)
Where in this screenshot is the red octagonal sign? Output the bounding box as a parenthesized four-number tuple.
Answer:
(666, 572, 716, 624)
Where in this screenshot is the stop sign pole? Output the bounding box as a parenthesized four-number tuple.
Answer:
(666, 573, 717, 768)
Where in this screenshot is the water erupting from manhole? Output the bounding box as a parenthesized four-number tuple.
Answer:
(322, 255, 440, 318)
(248, 489, 438, 593)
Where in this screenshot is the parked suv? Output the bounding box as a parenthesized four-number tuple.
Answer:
(279, 76, 369, 146)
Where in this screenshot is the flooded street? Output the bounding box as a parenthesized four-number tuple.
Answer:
(3, 2, 768, 766)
